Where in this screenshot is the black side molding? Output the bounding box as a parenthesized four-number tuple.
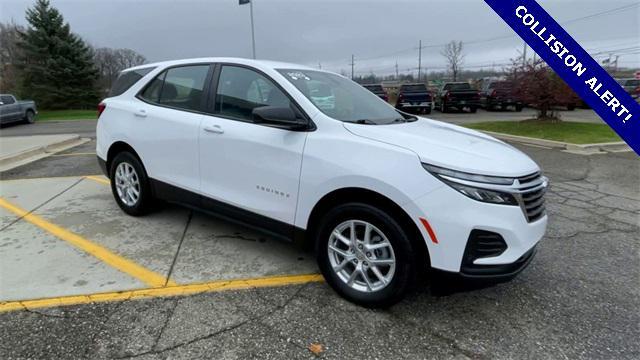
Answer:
(149, 178, 306, 244)
(97, 156, 108, 177)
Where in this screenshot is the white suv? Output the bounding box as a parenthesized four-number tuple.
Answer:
(97, 58, 548, 307)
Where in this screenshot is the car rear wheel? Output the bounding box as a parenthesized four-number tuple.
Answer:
(316, 203, 415, 308)
(515, 105, 524, 112)
(440, 103, 448, 113)
(469, 106, 478, 113)
(24, 110, 35, 124)
(110, 152, 154, 216)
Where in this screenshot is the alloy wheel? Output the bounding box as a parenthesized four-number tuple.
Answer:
(327, 220, 396, 293)
(114, 162, 141, 206)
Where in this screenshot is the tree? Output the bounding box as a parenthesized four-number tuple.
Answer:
(506, 57, 578, 120)
(441, 41, 464, 82)
(18, 0, 99, 109)
(0, 21, 26, 93)
(93, 47, 146, 95)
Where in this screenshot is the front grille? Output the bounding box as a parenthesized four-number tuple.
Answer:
(515, 172, 547, 222)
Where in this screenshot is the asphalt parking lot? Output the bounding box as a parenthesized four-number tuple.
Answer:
(0, 138, 638, 359)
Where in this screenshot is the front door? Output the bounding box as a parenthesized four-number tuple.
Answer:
(198, 65, 307, 227)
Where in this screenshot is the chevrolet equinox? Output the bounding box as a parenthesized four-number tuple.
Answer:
(97, 58, 548, 307)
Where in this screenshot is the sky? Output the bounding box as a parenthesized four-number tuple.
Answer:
(1, 0, 638, 76)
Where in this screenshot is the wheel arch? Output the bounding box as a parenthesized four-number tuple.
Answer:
(106, 141, 144, 177)
(306, 187, 430, 268)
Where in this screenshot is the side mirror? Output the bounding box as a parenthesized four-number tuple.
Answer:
(252, 106, 301, 126)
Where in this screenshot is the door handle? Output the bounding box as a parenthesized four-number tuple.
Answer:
(134, 109, 147, 118)
(203, 124, 224, 134)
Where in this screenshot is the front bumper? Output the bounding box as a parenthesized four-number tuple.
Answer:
(405, 184, 547, 276)
(97, 156, 108, 177)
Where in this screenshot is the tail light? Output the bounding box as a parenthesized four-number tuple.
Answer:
(474, 92, 481, 100)
(97, 102, 106, 118)
(444, 91, 451, 99)
(383, 94, 389, 102)
(491, 89, 497, 97)
(398, 94, 404, 102)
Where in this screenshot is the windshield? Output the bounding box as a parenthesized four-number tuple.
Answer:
(277, 69, 407, 124)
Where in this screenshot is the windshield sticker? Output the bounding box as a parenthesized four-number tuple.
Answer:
(285, 71, 311, 81)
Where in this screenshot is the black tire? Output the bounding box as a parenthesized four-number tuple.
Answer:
(423, 107, 431, 115)
(567, 104, 576, 111)
(515, 105, 524, 112)
(24, 110, 35, 124)
(109, 152, 154, 216)
(469, 106, 478, 113)
(315, 203, 415, 308)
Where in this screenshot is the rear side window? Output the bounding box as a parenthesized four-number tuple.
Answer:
(109, 67, 155, 97)
(139, 65, 210, 112)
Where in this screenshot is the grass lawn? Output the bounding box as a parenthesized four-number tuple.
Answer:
(464, 120, 621, 144)
(37, 110, 96, 121)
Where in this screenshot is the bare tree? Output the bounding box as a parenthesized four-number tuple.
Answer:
(0, 21, 26, 92)
(93, 47, 146, 94)
(441, 41, 464, 81)
(506, 57, 578, 120)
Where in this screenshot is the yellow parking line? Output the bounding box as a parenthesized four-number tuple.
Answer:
(0, 274, 323, 313)
(84, 175, 110, 185)
(0, 197, 175, 288)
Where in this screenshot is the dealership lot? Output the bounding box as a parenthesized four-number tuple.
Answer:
(0, 140, 638, 359)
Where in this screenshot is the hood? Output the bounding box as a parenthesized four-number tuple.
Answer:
(343, 118, 540, 177)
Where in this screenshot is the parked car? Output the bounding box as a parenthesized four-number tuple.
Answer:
(479, 80, 523, 111)
(435, 82, 480, 113)
(395, 83, 432, 114)
(616, 78, 640, 102)
(0, 94, 37, 125)
(362, 84, 388, 102)
(97, 58, 548, 307)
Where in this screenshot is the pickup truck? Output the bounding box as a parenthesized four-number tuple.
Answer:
(362, 84, 389, 102)
(394, 83, 432, 114)
(436, 82, 480, 113)
(0, 94, 37, 125)
(616, 78, 640, 102)
(479, 80, 523, 111)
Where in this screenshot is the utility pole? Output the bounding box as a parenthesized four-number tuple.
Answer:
(418, 40, 422, 83)
(613, 55, 619, 73)
(395, 60, 399, 79)
(522, 41, 527, 68)
(349, 54, 355, 80)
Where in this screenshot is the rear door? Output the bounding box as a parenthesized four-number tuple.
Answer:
(132, 64, 213, 193)
(198, 64, 308, 228)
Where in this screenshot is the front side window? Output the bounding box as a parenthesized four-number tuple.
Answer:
(0, 95, 15, 104)
(139, 64, 210, 112)
(215, 66, 292, 121)
(277, 69, 403, 124)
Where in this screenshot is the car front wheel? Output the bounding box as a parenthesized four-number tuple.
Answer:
(110, 152, 153, 216)
(316, 203, 415, 308)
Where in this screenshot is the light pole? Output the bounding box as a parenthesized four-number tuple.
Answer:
(239, 0, 256, 59)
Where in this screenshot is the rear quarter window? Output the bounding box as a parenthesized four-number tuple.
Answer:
(109, 67, 156, 97)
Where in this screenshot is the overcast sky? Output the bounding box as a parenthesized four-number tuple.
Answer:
(1, 0, 638, 75)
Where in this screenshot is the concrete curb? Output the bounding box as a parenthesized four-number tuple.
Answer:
(0, 136, 90, 172)
(478, 130, 631, 155)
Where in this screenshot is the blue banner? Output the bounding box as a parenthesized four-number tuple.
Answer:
(484, 0, 640, 155)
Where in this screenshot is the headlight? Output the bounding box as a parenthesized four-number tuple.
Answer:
(423, 163, 518, 205)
